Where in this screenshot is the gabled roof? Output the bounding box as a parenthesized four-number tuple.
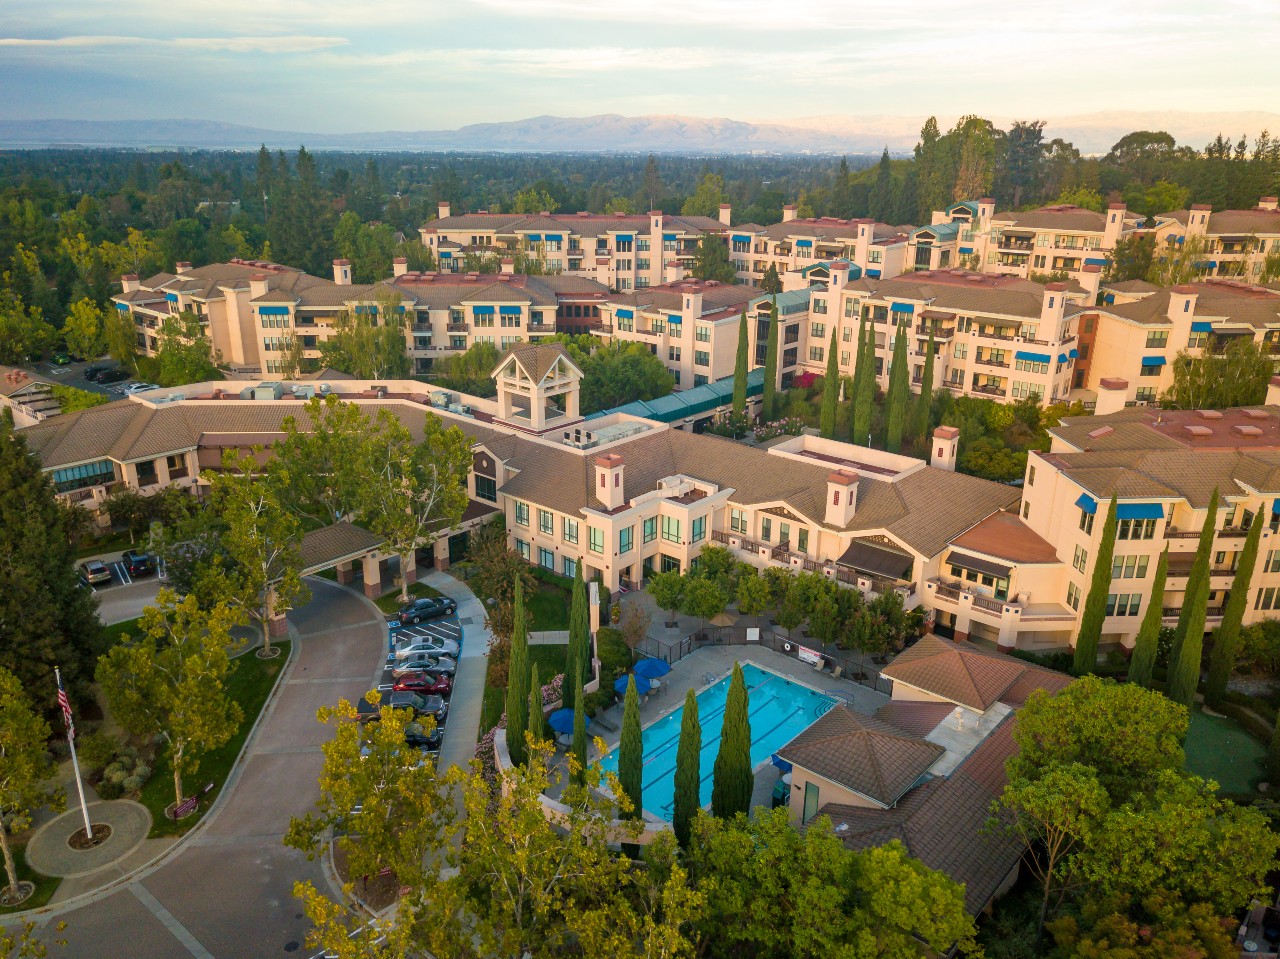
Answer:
(495, 343, 579, 385)
(949, 511, 1059, 564)
(299, 521, 383, 572)
(777, 705, 943, 807)
(881, 635, 1069, 711)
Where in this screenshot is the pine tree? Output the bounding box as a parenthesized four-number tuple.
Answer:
(761, 263, 782, 296)
(570, 660, 587, 786)
(732, 308, 749, 416)
(504, 577, 529, 766)
(885, 317, 910, 453)
(1073, 496, 1118, 675)
(565, 563, 589, 712)
(819, 328, 840, 438)
(643, 154, 661, 211)
(711, 663, 753, 818)
(672, 689, 702, 849)
(762, 298, 779, 422)
(1170, 489, 1220, 707)
(869, 148, 895, 222)
(527, 663, 545, 746)
(850, 315, 871, 446)
(912, 330, 936, 452)
(619, 675, 643, 820)
(1206, 501, 1262, 705)
(1127, 548, 1167, 688)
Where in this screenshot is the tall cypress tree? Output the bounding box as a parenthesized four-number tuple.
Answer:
(1073, 496, 1118, 676)
(869, 148, 894, 222)
(1171, 490, 1219, 673)
(526, 663, 545, 746)
(565, 563, 589, 712)
(1170, 489, 1220, 707)
(711, 663, 753, 818)
(672, 688, 702, 849)
(1206, 500, 1262, 705)
(619, 675, 643, 820)
(885, 317, 910, 453)
(762, 298, 779, 421)
(732, 308, 749, 416)
(819, 328, 840, 438)
(851, 317, 874, 446)
(912, 330, 936, 452)
(1127, 548, 1167, 688)
(570, 660, 587, 786)
(504, 577, 530, 766)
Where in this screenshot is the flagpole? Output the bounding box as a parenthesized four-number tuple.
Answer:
(56, 668, 94, 840)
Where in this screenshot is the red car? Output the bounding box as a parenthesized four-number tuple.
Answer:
(392, 671, 452, 695)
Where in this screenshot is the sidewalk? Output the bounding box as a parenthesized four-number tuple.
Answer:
(421, 570, 491, 774)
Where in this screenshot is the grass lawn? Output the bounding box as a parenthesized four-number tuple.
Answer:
(480, 644, 568, 733)
(101, 617, 141, 645)
(139, 641, 291, 838)
(310, 568, 338, 582)
(0, 851, 61, 915)
(75, 530, 134, 560)
(529, 585, 570, 631)
(1185, 708, 1267, 794)
(373, 581, 444, 615)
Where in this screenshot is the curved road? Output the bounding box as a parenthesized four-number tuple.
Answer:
(30, 579, 388, 959)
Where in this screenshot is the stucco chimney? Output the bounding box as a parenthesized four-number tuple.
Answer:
(932, 426, 960, 471)
(1268, 375, 1280, 406)
(438, 200, 451, 220)
(392, 257, 408, 278)
(1103, 203, 1126, 249)
(782, 204, 798, 223)
(718, 203, 732, 227)
(1260, 197, 1278, 212)
(1187, 204, 1212, 238)
(594, 453, 625, 511)
(121, 274, 140, 293)
(333, 259, 352, 285)
(1095, 378, 1130, 416)
(249, 273, 270, 301)
(175, 261, 192, 274)
(977, 198, 995, 225)
(1170, 284, 1200, 326)
(500, 258, 515, 275)
(1040, 282, 1068, 325)
(825, 471, 858, 527)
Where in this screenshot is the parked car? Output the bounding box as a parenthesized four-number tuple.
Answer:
(391, 655, 456, 678)
(83, 365, 111, 381)
(392, 671, 452, 695)
(96, 369, 130, 384)
(396, 596, 457, 625)
(78, 560, 112, 586)
(393, 635, 460, 660)
(121, 550, 156, 576)
(404, 722, 443, 751)
(387, 691, 448, 722)
(50, 351, 72, 366)
(355, 698, 381, 723)
(123, 382, 160, 394)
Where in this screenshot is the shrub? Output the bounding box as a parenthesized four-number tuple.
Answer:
(122, 775, 144, 794)
(582, 688, 614, 718)
(103, 762, 128, 785)
(596, 627, 633, 685)
(133, 764, 152, 784)
(97, 779, 124, 800)
(1007, 648, 1073, 674)
(77, 730, 121, 773)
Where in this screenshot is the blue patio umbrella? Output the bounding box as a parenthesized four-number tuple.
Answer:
(633, 658, 671, 680)
(548, 708, 576, 734)
(615, 673, 652, 696)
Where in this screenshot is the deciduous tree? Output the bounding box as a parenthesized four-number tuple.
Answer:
(61, 297, 106, 360)
(271, 394, 376, 527)
(647, 570, 685, 629)
(0, 669, 58, 905)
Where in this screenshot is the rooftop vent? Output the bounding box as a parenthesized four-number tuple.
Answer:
(1086, 425, 1114, 439)
(1197, 410, 1223, 420)
(1183, 424, 1214, 437)
(1234, 424, 1263, 437)
(1244, 409, 1270, 420)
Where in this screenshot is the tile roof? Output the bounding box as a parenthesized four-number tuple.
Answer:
(872, 700, 956, 738)
(777, 705, 944, 806)
(949, 511, 1060, 564)
(299, 521, 383, 571)
(993, 205, 1109, 232)
(0, 366, 56, 398)
(853, 270, 1067, 319)
(881, 635, 1069, 711)
(610, 281, 755, 316)
(499, 343, 576, 384)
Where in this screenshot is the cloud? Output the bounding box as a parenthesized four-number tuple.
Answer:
(313, 44, 739, 75)
(0, 35, 348, 53)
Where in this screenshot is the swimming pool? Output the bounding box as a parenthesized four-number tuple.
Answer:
(598, 662, 836, 821)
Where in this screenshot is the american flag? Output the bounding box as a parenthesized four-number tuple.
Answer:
(56, 669, 74, 739)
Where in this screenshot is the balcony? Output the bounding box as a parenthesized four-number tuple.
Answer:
(412, 324, 432, 334)
(915, 324, 954, 338)
(999, 238, 1034, 252)
(974, 356, 1009, 368)
(1166, 526, 1250, 540)
(972, 383, 1007, 397)
(975, 328, 1017, 342)
(446, 322, 469, 333)
(1019, 336, 1050, 346)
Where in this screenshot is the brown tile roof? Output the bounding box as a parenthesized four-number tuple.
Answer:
(993, 205, 1109, 232)
(950, 511, 1059, 564)
(778, 705, 943, 806)
(881, 635, 1068, 711)
(0, 366, 56, 397)
(1045, 447, 1280, 508)
(856, 271, 1072, 320)
(872, 700, 956, 738)
(299, 521, 382, 571)
(498, 343, 577, 384)
(610, 281, 755, 317)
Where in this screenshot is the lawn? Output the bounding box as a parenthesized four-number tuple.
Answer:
(0, 851, 61, 915)
(74, 530, 134, 560)
(529, 584, 570, 631)
(373, 581, 444, 615)
(139, 640, 290, 838)
(101, 616, 141, 646)
(480, 643, 568, 733)
(1185, 708, 1267, 794)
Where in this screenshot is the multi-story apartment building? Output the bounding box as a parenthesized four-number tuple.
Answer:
(731, 207, 911, 287)
(596, 279, 757, 389)
(112, 258, 610, 376)
(1150, 197, 1280, 279)
(420, 202, 726, 293)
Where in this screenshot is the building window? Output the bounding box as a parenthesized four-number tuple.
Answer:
(1256, 587, 1277, 611)
(661, 515, 681, 543)
(812, 299, 827, 315)
(563, 518, 579, 544)
(1145, 330, 1169, 349)
(1111, 555, 1150, 579)
(620, 526, 634, 554)
(1073, 544, 1088, 573)
(538, 509, 554, 535)
(589, 527, 604, 553)
(475, 476, 497, 502)
(691, 516, 706, 543)
(515, 502, 530, 526)
(810, 347, 824, 362)
(516, 539, 530, 560)
(539, 547, 555, 570)
(1117, 518, 1157, 540)
(563, 556, 577, 578)
(1266, 549, 1280, 573)
(760, 517, 772, 542)
(660, 554, 681, 574)
(1135, 387, 1157, 402)
(695, 326, 711, 342)
(811, 322, 826, 339)
(797, 528, 809, 552)
(1067, 581, 1081, 610)
(730, 508, 746, 533)
(1106, 593, 1142, 617)
(1079, 509, 1094, 534)
(1139, 364, 1162, 377)
(1023, 501, 1031, 519)
(643, 517, 658, 543)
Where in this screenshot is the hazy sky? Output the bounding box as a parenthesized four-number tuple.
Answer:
(3, 0, 1278, 131)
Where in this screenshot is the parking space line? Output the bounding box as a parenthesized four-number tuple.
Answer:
(113, 562, 132, 585)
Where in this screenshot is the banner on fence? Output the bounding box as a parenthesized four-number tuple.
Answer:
(796, 645, 822, 667)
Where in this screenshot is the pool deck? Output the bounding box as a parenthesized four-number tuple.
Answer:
(585, 643, 890, 817)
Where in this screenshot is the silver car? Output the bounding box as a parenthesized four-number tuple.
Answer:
(391, 654, 457, 677)
(393, 636, 460, 660)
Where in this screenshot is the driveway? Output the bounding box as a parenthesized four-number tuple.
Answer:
(27, 578, 388, 959)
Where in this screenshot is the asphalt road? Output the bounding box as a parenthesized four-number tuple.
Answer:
(29, 358, 129, 398)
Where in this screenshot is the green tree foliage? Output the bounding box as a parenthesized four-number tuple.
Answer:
(680, 576, 726, 636)
(647, 569, 685, 628)
(734, 567, 771, 616)
(1103, 234, 1156, 282)
(1126, 547, 1167, 688)
(332, 211, 405, 284)
(97, 591, 243, 807)
(50, 383, 107, 413)
(681, 171, 728, 218)
(511, 187, 558, 214)
(149, 310, 221, 385)
(61, 297, 106, 360)
(0, 669, 58, 905)
(951, 115, 998, 200)
(1165, 337, 1274, 410)
(619, 675, 643, 820)
(1046, 895, 1239, 959)
(868, 148, 895, 222)
(317, 296, 411, 379)
(819, 328, 839, 438)
(731, 308, 748, 415)
(1169, 489, 1219, 706)
(0, 286, 55, 363)
(759, 263, 781, 296)
(574, 341, 676, 414)
(672, 688, 701, 849)
(505, 578, 530, 767)
(570, 659, 587, 787)
(850, 315, 872, 445)
(1054, 185, 1105, 212)
(565, 562, 591, 712)
(272, 394, 378, 526)
(432, 340, 502, 397)
(911, 330, 935, 451)
(102, 298, 139, 368)
(690, 235, 736, 284)
(884, 317, 910, 452)
(1074, 496, 1117, 675)
(710, 662, 752, 818)
(761, 298, 779, 421)
(527, 663, 546, 748)
(1001, 120, 1047, 208)
(1205, 509, 1263, 705)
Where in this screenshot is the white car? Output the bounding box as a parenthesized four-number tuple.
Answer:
(393, 636, 459, 660)
(391, 655, 457, 678)
(123, 382, 160, 394)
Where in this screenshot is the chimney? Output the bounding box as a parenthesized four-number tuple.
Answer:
(1095, 378, 1130, 416)
(594, 453, 625, 511)
(782, 204, 798, 223)
(249, 273, 270, 301)
(718, 203, 732, 227)
(854, 219, 872, 267)
(1187, 204, 1211, 238)
(175, 261, 192, 274)
(500, 258, 515, 275)
(932, 426, 960, 471)
(977, 198, 995, 226)
(121, 274, 140, 293)
(333, 259, 352, 285)
(1103, 203, 1126, 249)
(1040, 282, 1068, 325)
(392, 257, 408, 278)
(649, 210, 663, 235)
(1170, 284, 1200, 326)
(438, 200, 451, 220)
(825, 471, 858, 527)
(1260, 197, 1279, 212)
(1268, 375, 1280, 406)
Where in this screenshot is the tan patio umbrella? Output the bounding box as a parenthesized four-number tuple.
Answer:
(709, 612, 738, 628)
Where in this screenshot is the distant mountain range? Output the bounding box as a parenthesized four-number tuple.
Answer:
(2, 110, 1278, 155)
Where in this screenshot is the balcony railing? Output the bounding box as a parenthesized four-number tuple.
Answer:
(974, 356, 1009, 368)
(972, 384, 1007, 397)
(975, 328, 1017, 342)
(915, 324, 955, 338)
(446, 322, 469, 333)
(1165, 606, 1225, 619)
(1020, 336, 1050, 346)
(973, 594, 1006, 613)
(999, 240, 1034, 251)
(1167, 526, 1250, 540)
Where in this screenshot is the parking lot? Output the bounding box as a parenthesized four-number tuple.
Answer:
(377, 614, 464, 692)
(80, 556, 165, 591)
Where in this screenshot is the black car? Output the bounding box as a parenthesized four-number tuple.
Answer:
(404, 722, 443, 751)
(387, 690, 448, 722)
(121, 550, 155, 576)
(96, 369, 130, 384)
(83, 365, 110, 381)
(397, 596, 457, 625)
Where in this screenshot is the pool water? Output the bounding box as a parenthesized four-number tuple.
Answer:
(598, 662, 836, 821)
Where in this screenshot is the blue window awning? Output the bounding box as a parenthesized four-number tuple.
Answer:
(866, 269, 881, 278)
(259, 306, 290, 316)
(1141, 355, 1167, 367)
(1069, 348, 1079, 359)
(1103, 293, 1115, 303)
(526, 233, 541, 242)
(732, 234, 752, 244)
(1058, 353, 1069, 363)
(1176, 235, 1185, 244)
(1075, 493, 1097, 514)
(1016, 350, 1052, 363)
(499, 306, 522, 315)
(1273, 498, 1280, 515)
(1117, 502, 1164, 521)
(165, 293, 178, 302)
(546, 233, 563, 242)
(472, 305, 495, 315)
(354, 305, 377, 315)
(1191, 321, 1212, 332)
(615, 234, 633, 243)
(959, 246, 974, 254)
(615, 308, 634, 320)
(663, 233, 677, 241)
(795, 239, 813, 248)
(439, 251, 452, 259)
(890, 302, 916, 314)
(116, 302, 130, 311)
(1085, 257, 1107, 266)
